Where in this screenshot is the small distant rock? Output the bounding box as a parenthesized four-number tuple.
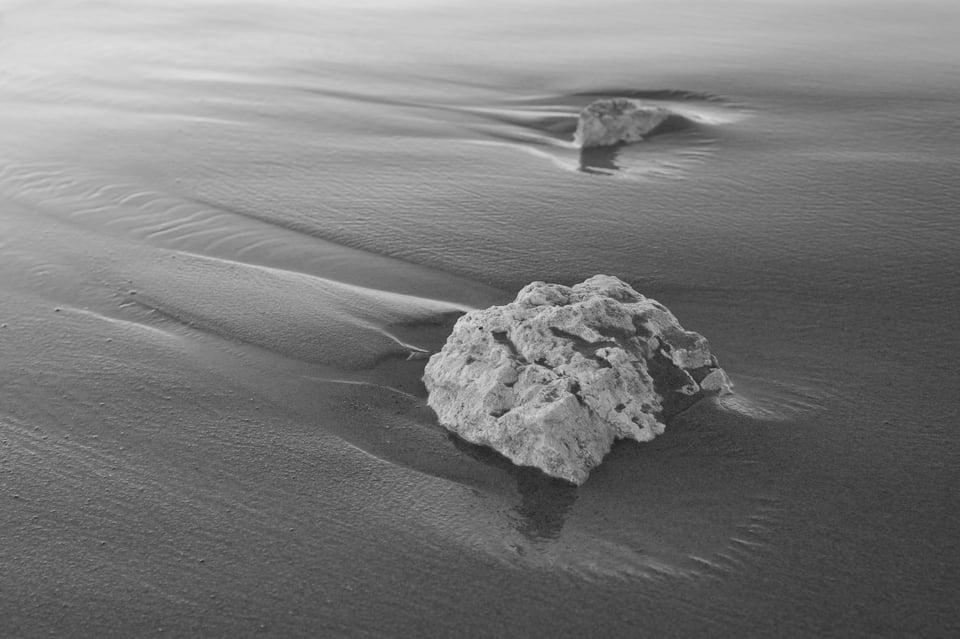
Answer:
(423, 275, 732, 485)
(574, 98, 671, 149)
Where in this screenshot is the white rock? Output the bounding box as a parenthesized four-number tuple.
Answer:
(574, 98, 671, 149)
(423, 275, 732, 485)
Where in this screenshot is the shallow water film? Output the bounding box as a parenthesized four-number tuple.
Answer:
(1, 0, 959, 636)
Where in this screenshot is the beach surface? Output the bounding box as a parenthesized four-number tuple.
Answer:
(2, 0, 959, 636)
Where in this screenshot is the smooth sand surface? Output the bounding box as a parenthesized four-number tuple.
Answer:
(2, 0, 959, 636)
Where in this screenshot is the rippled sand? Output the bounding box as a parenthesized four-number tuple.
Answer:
(2, 0, 959, 636)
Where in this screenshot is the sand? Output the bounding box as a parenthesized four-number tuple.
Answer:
(2, 0, 959, 636)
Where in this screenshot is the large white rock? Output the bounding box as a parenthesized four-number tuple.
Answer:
(574, 98, 671, 149)
(423, 275, 732, 485)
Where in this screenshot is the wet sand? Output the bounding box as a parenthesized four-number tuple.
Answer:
(2, 0, 960, 636)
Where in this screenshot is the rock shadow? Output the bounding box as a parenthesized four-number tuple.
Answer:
(579, 145, 621, 174)
(448, 434, 578, 541)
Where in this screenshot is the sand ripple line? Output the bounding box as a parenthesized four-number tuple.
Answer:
(0, 160, 502, 307)
(115, 248, 469, 369)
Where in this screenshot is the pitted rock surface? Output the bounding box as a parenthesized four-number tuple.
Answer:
(574, 98, 671, 148)
(423, 275, 732, 485)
